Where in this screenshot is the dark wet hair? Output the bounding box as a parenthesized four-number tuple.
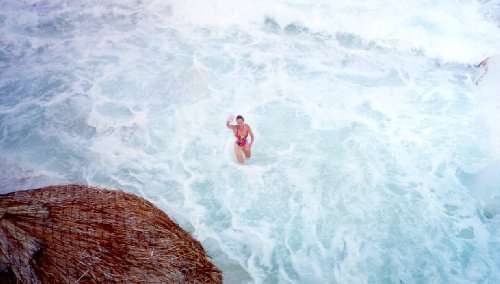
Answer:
(236, 115, 244, 121)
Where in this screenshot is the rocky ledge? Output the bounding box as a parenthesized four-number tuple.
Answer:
(0, 184, 222, 284)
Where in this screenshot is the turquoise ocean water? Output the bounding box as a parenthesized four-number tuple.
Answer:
(1, 0, 500, 282)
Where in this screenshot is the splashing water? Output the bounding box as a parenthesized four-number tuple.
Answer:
(1, 0, 500, 282)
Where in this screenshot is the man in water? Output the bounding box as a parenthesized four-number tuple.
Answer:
(226, 115, 254, 164)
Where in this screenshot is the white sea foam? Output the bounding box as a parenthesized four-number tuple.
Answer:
(0, 0, 499, 283)
(167, 0, 500, 63)
(469, 55, 500, 223)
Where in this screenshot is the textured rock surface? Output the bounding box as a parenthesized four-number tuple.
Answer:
(0, 184, 222, 284)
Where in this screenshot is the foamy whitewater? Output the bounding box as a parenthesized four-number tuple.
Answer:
(1, 0, 499, 282)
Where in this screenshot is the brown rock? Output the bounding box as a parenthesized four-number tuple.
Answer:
(0, 184, 222, 283)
